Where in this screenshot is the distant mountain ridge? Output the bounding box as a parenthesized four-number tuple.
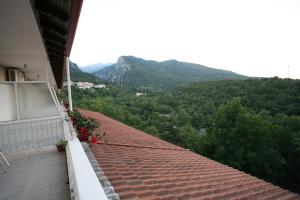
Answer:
(80, 63, 113, 73)
(69, 61, 104, 84)
(93, 56, 247, 89)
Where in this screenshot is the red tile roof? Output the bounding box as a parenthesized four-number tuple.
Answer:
(79, 109, 300, 200)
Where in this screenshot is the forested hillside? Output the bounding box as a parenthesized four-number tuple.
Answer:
(94, 56, 246, 89)
(69, 61, 104, 84)
(65, 77, 300, 193)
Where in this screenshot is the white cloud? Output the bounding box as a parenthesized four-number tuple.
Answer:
(71, 0, 300, 79)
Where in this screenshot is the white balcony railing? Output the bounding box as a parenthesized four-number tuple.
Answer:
(0, 81, 64, 153)
(0, 116, 64, 153)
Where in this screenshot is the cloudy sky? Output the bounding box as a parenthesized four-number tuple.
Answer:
(71, 0, 300, 79)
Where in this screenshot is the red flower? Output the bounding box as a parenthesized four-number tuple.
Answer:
(91, 136, 97, 144)
(79, 127, 88, 134)
(78, 127, 90, 141)
(79, 134, 88, 141)
(84, 131, 90, 138)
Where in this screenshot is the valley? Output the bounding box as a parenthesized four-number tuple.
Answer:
(67, 57, 300, 193)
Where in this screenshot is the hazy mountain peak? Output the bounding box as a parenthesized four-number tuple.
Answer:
(163, 59, 178, 63)
(117, 56, 129, 65)
(81, 63, 113, 73)
(117, 55, 145, 64)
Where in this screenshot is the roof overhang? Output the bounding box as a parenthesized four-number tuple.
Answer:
(31, 0, 83, 89)
(0, 0, 83, 88)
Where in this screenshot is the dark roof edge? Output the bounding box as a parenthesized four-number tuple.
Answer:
(66, 0, 83, 57)
(97, 142, 185, 151)
(60, 0, 83, 89)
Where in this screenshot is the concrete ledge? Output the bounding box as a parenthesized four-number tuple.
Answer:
(66, 139, 108, 200)
(82, 143, 120, 200)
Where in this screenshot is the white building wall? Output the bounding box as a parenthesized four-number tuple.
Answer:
(0, 84, 17, 121)
(0, 66, 6, 81)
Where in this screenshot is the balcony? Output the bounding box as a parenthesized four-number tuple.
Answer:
(0, 82, 108, 200)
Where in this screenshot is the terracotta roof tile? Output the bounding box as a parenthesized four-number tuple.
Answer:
(79, 109, 300, 200)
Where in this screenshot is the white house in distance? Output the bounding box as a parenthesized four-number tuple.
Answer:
(136, 92, 146, 97)
(75, 82, 106, 89)
(76, 81, 94, 89)
(64, 81, 106, 89)
(94, 84, 106, 89)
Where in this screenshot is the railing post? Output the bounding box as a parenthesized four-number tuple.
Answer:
(14, 83, 21, 120)
(66, 57, 73, 112)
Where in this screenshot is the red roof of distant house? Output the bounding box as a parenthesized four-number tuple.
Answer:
(79, 109, 300, 200)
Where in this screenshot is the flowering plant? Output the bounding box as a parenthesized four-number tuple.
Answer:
(70, 108, 102, 143)
(90, 135, 97, 144)
(78, 127, 90, 141)
(88, 127, 107, 144)
(70, 109, 99, 132)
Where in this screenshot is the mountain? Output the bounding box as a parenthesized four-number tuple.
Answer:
(69, 61, 104, 84)
(93, 56, 246, 89)
(80, 63, 113, 73)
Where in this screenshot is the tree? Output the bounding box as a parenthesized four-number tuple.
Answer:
(200, 98, 286, 182)
(172, 108, 191, 127)
(144, 126, 159, 137)
(273, 114, 300, 189)
(178, 125, 201, 152)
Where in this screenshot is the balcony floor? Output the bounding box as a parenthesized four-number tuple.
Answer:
(0, 147, 70, 200)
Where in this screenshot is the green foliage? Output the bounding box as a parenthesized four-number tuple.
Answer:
(56, 139, 68, 147)
(201, 98, 286, 182)
(178, 125, 202, 152)
(180, 78, 300, 116)
(272, 115, 300, 189)
(144, 126, 160, 137)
